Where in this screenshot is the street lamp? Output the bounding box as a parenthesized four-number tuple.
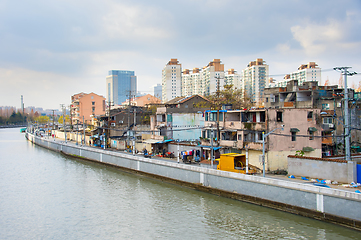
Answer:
(262, 125, 284, 177)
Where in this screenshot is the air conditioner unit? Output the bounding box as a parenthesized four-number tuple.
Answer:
(328, 124, 334, 129)
(111, 123, 116, 127)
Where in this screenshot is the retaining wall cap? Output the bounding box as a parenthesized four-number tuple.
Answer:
(288, 155, 347, 163)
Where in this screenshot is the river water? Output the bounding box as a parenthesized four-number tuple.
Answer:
(0, 128, 359, 239)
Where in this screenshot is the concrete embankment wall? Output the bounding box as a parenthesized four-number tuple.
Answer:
(26, 133, 361, 230)
(288, 156, 358, 183)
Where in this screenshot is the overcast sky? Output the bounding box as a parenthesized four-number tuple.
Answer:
(1, 0, 361, 109)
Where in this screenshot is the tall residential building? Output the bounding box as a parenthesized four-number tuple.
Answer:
(224, 69, 241, 89)
(192, 68, 203, 95)
(162, 59, 239, 102)
(70, 92, 106, 124)
(291, 62, 321, 85)
(106, 70, 137, 106)
(181, 68, 203, 96)
(162, 59, 182, 103)
(272, 62, 321, 88)
(202, 59, 225, 96)
(241, 58, 269, 104)
(154, 84, 162, 99)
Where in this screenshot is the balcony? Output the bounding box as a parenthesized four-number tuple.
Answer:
(219, 140, 238, 147)
(322, 124, 335, 131)
(224, 121, 242, 129)
(243, 141, 263, 150)
(322, 136, 333, 145)
(242, 122, 266, 131)
(283, 102, 294, 108)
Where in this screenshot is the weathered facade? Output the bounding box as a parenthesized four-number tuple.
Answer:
(264, 80, 360, 157)
(203, 108, 322, 171)
(151, 95, 210, 140)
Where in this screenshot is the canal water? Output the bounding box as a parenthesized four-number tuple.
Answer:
(0, 128, 359, 239)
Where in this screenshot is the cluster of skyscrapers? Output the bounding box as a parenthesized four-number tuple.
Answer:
(105, 58, 321, 106)
(161, 58, 321, 104)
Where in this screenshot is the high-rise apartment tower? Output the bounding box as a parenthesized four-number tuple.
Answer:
(106, 70, 137, 106)
(162, 59, 182, 103)
(241, 58, 269, 104)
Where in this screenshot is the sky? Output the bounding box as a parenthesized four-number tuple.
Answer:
(1, 0, 361, 110)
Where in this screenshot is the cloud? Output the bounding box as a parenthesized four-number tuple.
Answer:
(0, 68, 73, 108)
(290, 12, 361, 57)
(102, 1, 173, 42)
(291, 20, 343, 55)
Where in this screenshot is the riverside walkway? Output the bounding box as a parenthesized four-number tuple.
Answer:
(39, 133, 359, 193)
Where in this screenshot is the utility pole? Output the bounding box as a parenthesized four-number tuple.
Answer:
(133, 107, 136, 155)
(210, 128, 214, 169)
(52, 110, 55, 130)
(76, 119, 79, 145)
(215, 75, 223, 142)
(106, 101, 114, 149)
(60, 104, 67, 143)
(334, 67, 357, 162)
(69, 104, 73, 132)
(52, 110, 55, 141)
(262, 126, 284, 177)
(82, 115, 86, 146)
(127, 90, 133, 149)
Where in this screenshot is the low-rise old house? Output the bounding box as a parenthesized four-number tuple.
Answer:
(121, 94, 161, 107)
(203, 108, 322, 172)
(264, 80, 359, 157)
(151, 95, 210, 140)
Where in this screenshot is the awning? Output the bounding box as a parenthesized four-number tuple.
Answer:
(290, 128, 300, 132)
(142, 139, 174, 144)
(142, 139, 160, 144)
(205, 110, 227, 113)
(302, 147, 314, 152)
(308, 127, 317, 132)
(198, 145, 221, 151)
(156, 139, 174, 144)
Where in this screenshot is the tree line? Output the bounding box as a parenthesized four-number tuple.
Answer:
(0, 112, 27, 125)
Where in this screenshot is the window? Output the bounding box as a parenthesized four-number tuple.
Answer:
(323, 117, 333, 124)
(92, 107, 95, 112)
(291, 132, 296, 141)
(309, 131, 314, 140)
(257, 132, 263, 142)
(276, 112, 283, 122)
(322, 103, 330, 110)
(307, 111, 313, 120)
(238, 134, 242, 141)
(92, 101, 95, 105)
